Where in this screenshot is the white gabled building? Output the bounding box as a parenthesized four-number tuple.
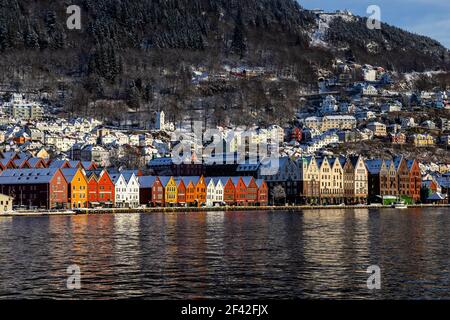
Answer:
(110, 172, 139, 208)
(205, 178, 225, 206)
(213, 178, 224, 204)
(206, 178, 216, 207)
(122, 172, 140, 208)
(110, 173, 128, 207)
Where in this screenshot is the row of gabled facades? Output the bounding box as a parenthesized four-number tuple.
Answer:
(299, 155, 422, 204)
(139, 176, 268, 207)
(0, 151, 424, 209)
(0, 168, 269, 210)
(0, 151, 268, 209)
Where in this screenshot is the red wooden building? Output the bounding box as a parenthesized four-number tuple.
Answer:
(232, 177, 247, 206)
(85, 170, 115, 207)
(0, 168, 68, 209)
(407, 159, 422, 202)
(176, 178, 187, 206)
(86, 171, 99, 206)
(243, 177, 258, 206)
(256, 179, 269, 205)
(221, 178, 236, 205)
(151, 176, 167, 207)
(184, 178, 197, 206)
(98, 170, 115, 206)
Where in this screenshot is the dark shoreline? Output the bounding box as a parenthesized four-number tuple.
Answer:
(1, 204, 449, 217)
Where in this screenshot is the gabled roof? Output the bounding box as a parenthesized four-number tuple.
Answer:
(109, 173, 124, 184)
(138, 176, 157, 188)
(48, 160, 69, 168)
(215, 177, 232, 186)
(301, 156, 315, 166)
(365, 159, 383, 174)
(180, 176, 202, 186)
(406, 159, 416, 171)
(122, 172, 137, 184)
(0, 158, 15, 168)
(158, 176, 172, 187)
(231, 177, 243, 186)
(68, 160, 81, 168)
(329, 157, 341, 168)
(316, 157, 325, 168)
(61, 168, 83, 184)
(13, 158, 29, 168)
(174, 177, 186, 188)
(393, 156, 404, 171)
(0, 168, 63, 185)
(27, 157, 46, 168)
(428, 192, 447, 201)
(422, 180, 436, 188)
(242, 176, 254, 187)
(255, 179, 266, 188)
(385, 160, 393, 168)
(338, 157, 348, 168)
(80, 161, 97, 170)
(349, 156, 361, 168)
(85, 170, 104, 181)
(212, 177, 225, 186)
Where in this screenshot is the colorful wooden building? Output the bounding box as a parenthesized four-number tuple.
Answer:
(407, 159, 422, 202)
(175, 178, 187, 206)
(232, 177, 247, 206)
(185, 178, 196, 206)
(0, 168, 68, 209)
(165, 176, 178, 206)
(61, 168, 88, 208)
(256, 179, 269, 205)
(243, 177, 258, 206)
(194, 176, 207, 206)
(222, 177, 236, 205)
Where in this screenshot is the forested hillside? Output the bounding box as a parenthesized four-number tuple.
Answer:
(0, 0, 448, 127)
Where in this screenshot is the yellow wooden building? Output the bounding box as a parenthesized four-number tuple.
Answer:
(164, 177, 178, 206)
(61, 168, 88, 208)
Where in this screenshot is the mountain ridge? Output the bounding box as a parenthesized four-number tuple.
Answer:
(0, 0, 449, 128)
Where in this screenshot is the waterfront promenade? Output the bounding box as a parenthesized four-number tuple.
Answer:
(1, 204, 449, 217)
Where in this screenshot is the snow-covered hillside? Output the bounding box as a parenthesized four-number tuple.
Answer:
(309, 11, 356, 48)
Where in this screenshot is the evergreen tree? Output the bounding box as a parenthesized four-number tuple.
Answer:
(230, 10, 247, 59)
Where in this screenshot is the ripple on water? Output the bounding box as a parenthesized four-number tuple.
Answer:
(0, 208, 449, 299)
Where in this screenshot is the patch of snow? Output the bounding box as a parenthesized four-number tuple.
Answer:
(309, 12, 356, 48)
(403, 70, 446, 84)
(366, 41, 379, 54)
(309, 14, 335, 48)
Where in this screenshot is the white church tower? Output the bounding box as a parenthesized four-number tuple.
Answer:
(155, 111, 165, 130)
(155, 111, 174, 131)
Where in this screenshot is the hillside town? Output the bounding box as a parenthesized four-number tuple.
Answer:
(0, 59, 449, 212)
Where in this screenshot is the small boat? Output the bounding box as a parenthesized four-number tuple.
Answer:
(391, 201, 408, 209)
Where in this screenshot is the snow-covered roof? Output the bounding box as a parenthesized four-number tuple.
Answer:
(0, 168, 61, 184)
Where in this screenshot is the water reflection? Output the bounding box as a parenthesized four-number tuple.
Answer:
(0, 208, 449, 299)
